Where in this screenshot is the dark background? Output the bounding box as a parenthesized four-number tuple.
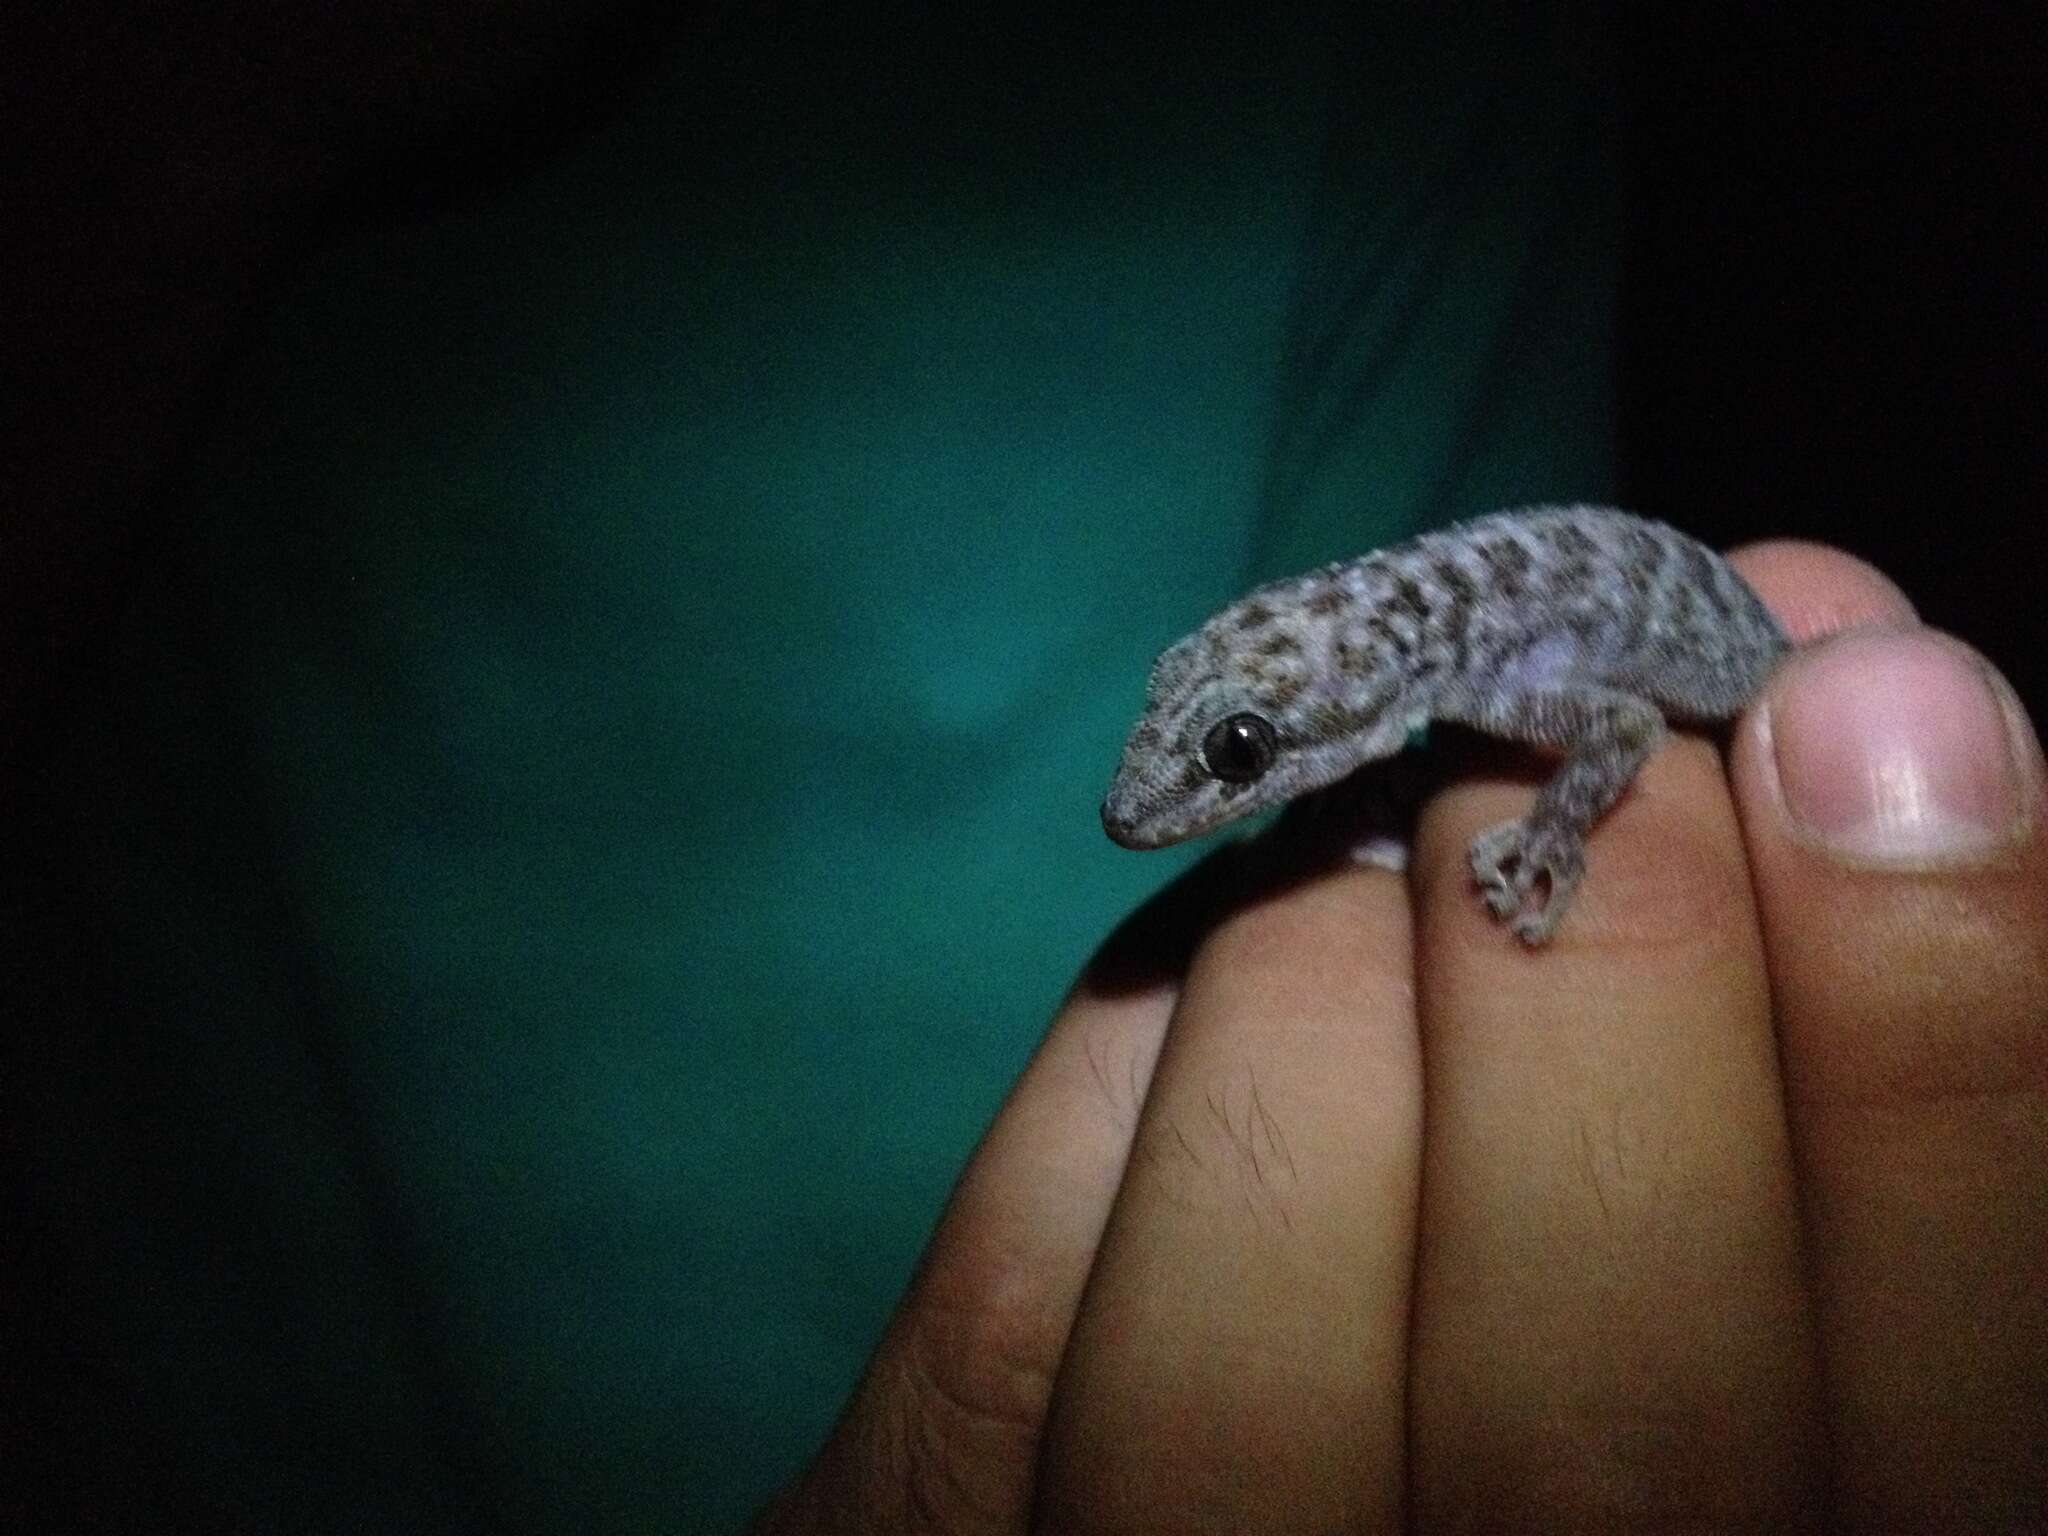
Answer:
(8, 3, 2041, 1531)
(10, 3, 2040, 732)
(1619, 5, 2042, 713)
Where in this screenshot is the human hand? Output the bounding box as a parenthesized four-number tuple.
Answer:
(758, 542, 2047, 1533)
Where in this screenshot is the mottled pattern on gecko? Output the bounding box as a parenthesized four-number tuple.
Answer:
(1101, 505, 1788, 943)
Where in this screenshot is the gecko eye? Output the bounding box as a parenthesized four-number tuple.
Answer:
(1200, 713, 1278, 784)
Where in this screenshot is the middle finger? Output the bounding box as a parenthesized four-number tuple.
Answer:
(1036, 843, 1423, 1533)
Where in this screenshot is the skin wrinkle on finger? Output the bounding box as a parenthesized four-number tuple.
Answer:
(1036, 861, 1421, 1535)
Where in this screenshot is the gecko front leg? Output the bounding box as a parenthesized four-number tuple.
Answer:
(1449, 686, 1667, 943)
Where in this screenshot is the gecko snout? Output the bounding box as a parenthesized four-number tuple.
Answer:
(1100, 789, 1165, 849)
(1100, 797, 1139, 847)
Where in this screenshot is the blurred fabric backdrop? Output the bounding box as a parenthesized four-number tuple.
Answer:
(16, 3, 1623, 1529)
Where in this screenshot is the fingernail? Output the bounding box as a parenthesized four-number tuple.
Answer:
(1766, 629, 2036, 863)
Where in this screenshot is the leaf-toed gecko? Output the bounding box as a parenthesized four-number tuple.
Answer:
(1101, 505, 1788, 943)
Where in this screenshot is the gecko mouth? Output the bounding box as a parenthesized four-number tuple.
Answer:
(1100, 798, 1148, 848)
(1100, 790, 1183, 849)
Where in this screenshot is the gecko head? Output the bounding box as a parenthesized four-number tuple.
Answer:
(1100, 601, 1416, 850)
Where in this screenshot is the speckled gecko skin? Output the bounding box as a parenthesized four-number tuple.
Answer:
(1101, 505, 1788, 943)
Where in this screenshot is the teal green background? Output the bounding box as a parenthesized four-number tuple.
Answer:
(25, 5, 1615, 1529)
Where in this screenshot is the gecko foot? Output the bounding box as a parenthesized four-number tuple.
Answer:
(1468, 817, 1587, 945)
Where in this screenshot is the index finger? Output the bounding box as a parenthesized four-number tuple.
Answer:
(1399, 535, 1910, 1529)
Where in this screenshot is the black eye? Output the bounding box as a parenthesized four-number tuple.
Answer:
(1200, 712, 1278, 784)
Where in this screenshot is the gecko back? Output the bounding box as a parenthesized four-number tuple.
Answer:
(1418, 505, 1787, 722)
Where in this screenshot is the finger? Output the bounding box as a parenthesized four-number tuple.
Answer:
(1035, 844, 1422, 1533)
(1406, 736, 1825, 1525)
(1727, 537, 1917, 642)
(756, 868, 1210, 1535)
(1731, 623, 2048, 1531)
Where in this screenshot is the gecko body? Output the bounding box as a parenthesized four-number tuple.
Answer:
(1101, 505, 1787, 943)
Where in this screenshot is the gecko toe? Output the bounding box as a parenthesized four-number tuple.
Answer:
(1469, 816, 1586, 944)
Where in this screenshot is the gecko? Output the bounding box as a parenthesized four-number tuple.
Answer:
(1100, 505, 1788, 944)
